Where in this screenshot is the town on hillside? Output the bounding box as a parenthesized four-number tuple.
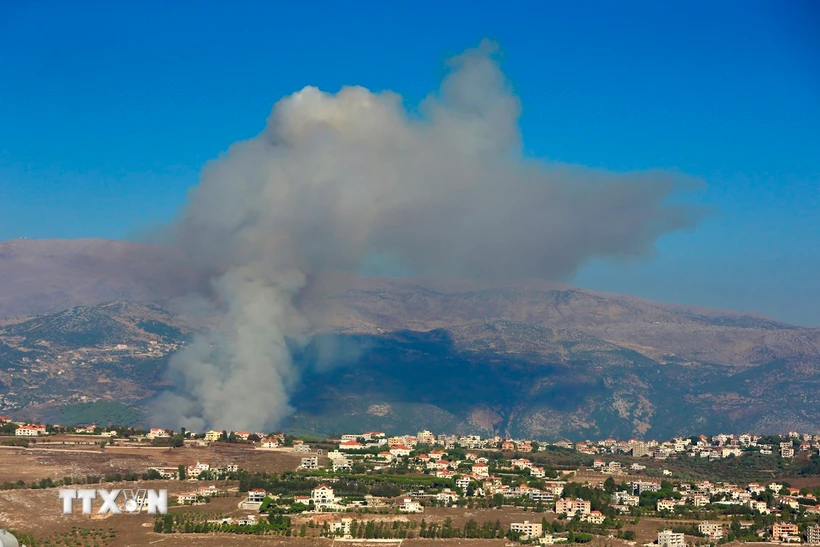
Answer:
(1, 416, 820, 545)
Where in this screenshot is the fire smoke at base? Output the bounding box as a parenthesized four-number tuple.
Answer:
(151, 41, 703, 432)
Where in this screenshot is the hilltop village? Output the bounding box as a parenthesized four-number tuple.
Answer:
(2, 417, 820, 545)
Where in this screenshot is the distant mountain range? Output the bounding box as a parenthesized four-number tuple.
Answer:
(1, 238, 819, 439)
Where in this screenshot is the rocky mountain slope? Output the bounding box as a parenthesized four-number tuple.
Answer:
(1, 238, 819, 439)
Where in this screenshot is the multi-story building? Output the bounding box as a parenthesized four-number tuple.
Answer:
(698, 522, 724, 540)
(631, 480, 661, 494)
(658, 530, 685, 547)
(555, 498, 591, 517)
(772, 523, 799, 542)
(299, 456, 318, 470)
(807, 525, 820, 545)
(15, 424, 46, 436)
(510, 521, 542, 540)
(247, 488, 267, 503)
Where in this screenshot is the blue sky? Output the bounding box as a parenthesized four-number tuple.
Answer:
(1, 1, 818, 325)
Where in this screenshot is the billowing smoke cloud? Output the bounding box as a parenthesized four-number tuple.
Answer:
(152, 41, 702, 432)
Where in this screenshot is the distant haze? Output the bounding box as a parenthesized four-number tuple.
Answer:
(151, 41, 703, 432)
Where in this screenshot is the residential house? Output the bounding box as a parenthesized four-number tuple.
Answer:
(390, 445, 412, 457)
(631, 480, 661, 494)
(613, 491, 639, 506)
(530, 466, 546, 478)
(807, 525, 820, 545)
(693, 494, 710, 507)
(400, 498, 423, 513)
(510, 521, 542, 540)
(416, 430, 435, 444)
(657, 499, 684, 512)
(511, 458, 532, 470)
(149, 467, 178, 480)
(543, 482, 566, 497)
(773, 523, 800, 542)
(147, 428, 170, 439)
(436, 489, 458, 504)
(455, 476, 472, 490)
(187, 462, 210, 478)
(15, 424, 46, 436)
(472, 464, 489, 478)
(657, 530, 685, 547)
(328, 517, 354, 537)
(339, 440, 365, 451)
(300, 456, 318, 470)
(698, 522, 724, 540)
(204, 430, 222, 442)
(260, 437, 279, 449)
(312, 484, 338, 507)
(584, 511, 605, 524)
(555, 498, 591, 517)
(247, 488, 267, 503)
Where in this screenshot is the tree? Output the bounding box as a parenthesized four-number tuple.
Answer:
(178, 464, 186, 480)
(604, 477, 617, 493)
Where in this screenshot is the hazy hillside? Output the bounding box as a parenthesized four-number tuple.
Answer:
(1, 238, 819, 438)
(0, 238, 195, 318)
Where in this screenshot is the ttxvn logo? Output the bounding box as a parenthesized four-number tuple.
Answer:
(59, 488, 168, 515)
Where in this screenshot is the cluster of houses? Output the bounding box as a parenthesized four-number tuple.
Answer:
(335, 430, 535, 453)
(659, 524, 820, 545)
(643, 479, 820, 517)
(149, 460, 239, 481)
(574, 432, 820, 461)
(326, 428, 820, 465)
(6, 418, 819, 463)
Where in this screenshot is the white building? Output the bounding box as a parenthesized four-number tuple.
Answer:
(247, 488, 267, 503)
(699, 522, 724, 540)
(555, 498, 591, 517)
(399, 498, 423, 513)
(15, 424, 45, 436)
(510, 520, 542, 540)
(147, 428, 170, 439)
(807, 525, 820, 545)
(300, 456, 318, 470)
(658, 530, 685, 547)
(328, 517, 353, 537)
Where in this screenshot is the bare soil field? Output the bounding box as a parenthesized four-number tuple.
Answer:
(0, 441, 310, 484)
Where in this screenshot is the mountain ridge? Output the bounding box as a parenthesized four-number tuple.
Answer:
(1, 238, 819, 439)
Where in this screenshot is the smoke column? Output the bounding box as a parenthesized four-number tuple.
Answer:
(152, 41, 703, 432)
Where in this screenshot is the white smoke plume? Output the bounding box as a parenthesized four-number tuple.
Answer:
(152, 40, 703, 432)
